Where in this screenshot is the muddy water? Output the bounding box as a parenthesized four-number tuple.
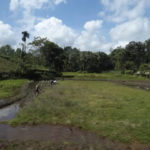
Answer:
(0, 103, 20, 122)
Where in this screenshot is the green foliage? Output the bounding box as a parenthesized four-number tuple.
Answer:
(140, 64, 150, 72)
(1, 37, 150, 79)
(110, 47, 126, 70)
(63, 47, 113, 73)
(124, 70, 134, 75)
(123, 61, 136, 71)
(10, 80, 150, 143)
(30, 37, 64, 72)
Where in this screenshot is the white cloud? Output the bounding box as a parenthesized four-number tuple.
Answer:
(84, 20, 103, 31)
(100, 0, 149, 23)
(33, 18, 111, 52)
(9, 0, 67, 41)
(0, 21, 16, 46)
(54, 0, 66, 5)
(10, 0, 19, 11)
(110, 18, 150, 43)
(34, 17, 77, 47)
(99, 0, 150, 49)
(74, 20, 111, 52)
(10, 0, 66, 11)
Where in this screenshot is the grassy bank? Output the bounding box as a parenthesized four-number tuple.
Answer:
(10, 80, 150, 143)
(0, 79, 28, 99)
(63, 71, 148, 81)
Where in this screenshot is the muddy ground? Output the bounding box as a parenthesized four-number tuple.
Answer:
(0, 124, 150, 150)
(0, 79, 150, 150)
(112, 80, 150, 91)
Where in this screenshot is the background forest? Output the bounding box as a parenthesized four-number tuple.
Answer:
(1, 36, 150, 80)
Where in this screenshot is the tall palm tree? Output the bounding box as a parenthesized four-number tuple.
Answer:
(22, 31, 29, 52)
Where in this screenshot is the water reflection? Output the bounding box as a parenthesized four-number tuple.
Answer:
(0, 103, 20, 121)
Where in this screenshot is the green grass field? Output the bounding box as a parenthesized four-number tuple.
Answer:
(0, 79, 28, 99)
(63, 71, 147, 81)
(10, 80, 150, 143)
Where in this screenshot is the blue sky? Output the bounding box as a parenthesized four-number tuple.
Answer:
(0, 0, 150, 53)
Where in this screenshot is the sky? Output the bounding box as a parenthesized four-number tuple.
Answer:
(0, 0, 150, 53)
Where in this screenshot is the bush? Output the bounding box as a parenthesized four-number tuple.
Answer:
(124, 70, 134, 75)
(140, 64, 150, 72)
(24, 69, 62, 80)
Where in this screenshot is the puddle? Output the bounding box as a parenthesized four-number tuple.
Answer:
(0, 103, 20, 122)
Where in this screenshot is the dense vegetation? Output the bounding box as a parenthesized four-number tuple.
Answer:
(1, 34, 150, 79)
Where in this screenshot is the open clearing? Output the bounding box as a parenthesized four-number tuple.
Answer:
(9, 80, 150, 145)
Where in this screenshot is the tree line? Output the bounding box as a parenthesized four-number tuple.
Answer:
(0, 37, 150, 79)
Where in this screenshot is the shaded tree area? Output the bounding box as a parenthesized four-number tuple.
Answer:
(1, 36, 150, 80)
(62, 47, 112, 73)
(111, 41, 150, 75)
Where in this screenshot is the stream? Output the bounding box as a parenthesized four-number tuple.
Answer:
(0, 103, 20, 122)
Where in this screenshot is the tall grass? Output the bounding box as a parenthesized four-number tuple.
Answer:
(0, 79, 28, 99)
(11, 80, 150, 143)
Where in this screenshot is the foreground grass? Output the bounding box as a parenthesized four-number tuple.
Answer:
(63, 71, 147, 81)
(0, 79, 28, 99)
(10, 80, 150, 143)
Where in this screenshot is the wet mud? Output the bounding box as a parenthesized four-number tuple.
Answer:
(112, 80, 150, 91)
(0, 124, 149, 150)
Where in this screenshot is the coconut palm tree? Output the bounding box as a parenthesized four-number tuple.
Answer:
(22, 31, 29, 52)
